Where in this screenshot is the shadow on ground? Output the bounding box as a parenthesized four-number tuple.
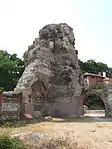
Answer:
(0, 118, 44, 128)
(1, 116, 112, 128)
(51, 116, 112, 123)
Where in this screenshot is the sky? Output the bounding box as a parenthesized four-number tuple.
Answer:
(0, 0, 112, 66)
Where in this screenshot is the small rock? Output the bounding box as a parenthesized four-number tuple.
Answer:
(44, 116, 52, 121)
(90, 129, 96, 132)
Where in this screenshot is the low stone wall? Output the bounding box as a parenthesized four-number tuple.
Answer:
(0, 91, 22, 120)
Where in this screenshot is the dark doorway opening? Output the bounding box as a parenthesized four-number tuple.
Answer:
(84, 94, 105, 117)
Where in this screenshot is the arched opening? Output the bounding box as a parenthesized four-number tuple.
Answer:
(31, 80, 46, 112)
(84, 94, 105, 117)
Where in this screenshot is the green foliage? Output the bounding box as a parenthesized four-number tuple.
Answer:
(90, 82, 106, 90)
(0, 50, 25, 91)
(79, 59, 112, 77)
(0, 133, 25, 149)
(3, 121, 13, 128)
(84, 95, 105, 110)
(84, 82, 107, 110)
(0, 87, 4, 92)
(0, 132, 79, 149)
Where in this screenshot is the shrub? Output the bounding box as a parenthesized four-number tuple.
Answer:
(0, 133, 25, 149)
(0, 87, 4, 92)
(3, 121, 13, 128)
(84, 94, 105, 110)
(90, 82, 106, 90)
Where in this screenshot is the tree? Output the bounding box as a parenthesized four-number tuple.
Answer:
(79, 59, 112, 77)
(0, 50, 24, 91)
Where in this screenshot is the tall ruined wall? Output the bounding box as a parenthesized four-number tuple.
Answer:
(15, 23, 85, 117)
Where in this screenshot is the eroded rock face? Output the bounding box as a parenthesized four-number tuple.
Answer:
(15, 23, 85, 117)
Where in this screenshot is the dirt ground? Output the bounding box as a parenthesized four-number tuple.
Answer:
(49, 118, 112, 149)
(1, 110, 112, 149)
(16, 117, 112, 149)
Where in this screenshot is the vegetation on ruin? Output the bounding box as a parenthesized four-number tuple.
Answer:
(90, 82, 107, 90)
(84, 82, 107, 110)
(84, 94, 105, 110)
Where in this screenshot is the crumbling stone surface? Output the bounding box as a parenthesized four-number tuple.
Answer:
(105, 92, 112, 117)
(0, 92, 22, 120)
(83, 88, 112, 117)
(15, 23, 85, 117)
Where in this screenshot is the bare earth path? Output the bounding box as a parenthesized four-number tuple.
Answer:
(1, 111, 112, 149)
(50, 119, 112, 149)
(7, 118, 112, 149)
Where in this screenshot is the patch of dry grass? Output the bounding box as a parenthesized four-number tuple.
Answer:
(34, 137, 78, 149)
(1, 118, 112, 149)
(0, 130, 88, 149)
(26, 134, 86, 149)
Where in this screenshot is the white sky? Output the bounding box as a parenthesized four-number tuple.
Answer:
(0, 0, 112, 66)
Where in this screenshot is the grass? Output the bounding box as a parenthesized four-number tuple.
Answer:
(28, 135, 83, 149)
(0, 118, 90, 149)
(0, 117, 112, 149)
(0, 133, 25, 149)
(0, 130, 86, 149)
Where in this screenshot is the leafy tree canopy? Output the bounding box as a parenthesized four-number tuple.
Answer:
(79, 59, 112, 78)
(0, 50, 24, 91)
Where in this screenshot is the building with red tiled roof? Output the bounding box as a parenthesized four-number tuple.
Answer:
(84, 72, 105, 87)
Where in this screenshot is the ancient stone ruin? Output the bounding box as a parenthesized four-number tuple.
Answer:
(1, 23, 112, 120)
(14, 23, 85, 118)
